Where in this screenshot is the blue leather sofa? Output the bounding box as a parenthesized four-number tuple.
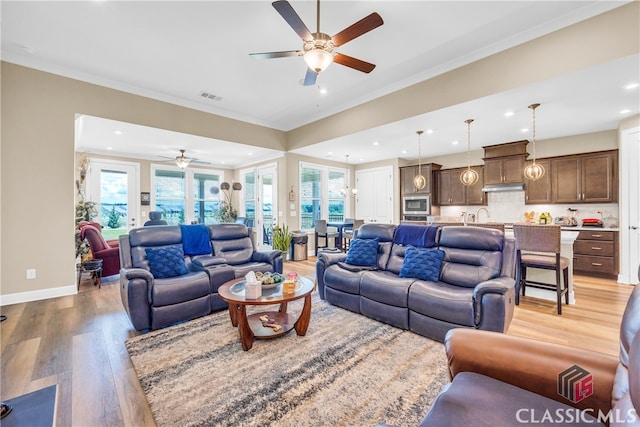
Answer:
(119, 223, 283, 331)
(315, 224, 517, 342)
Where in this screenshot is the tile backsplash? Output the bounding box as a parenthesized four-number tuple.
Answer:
(440, 191, 619, 225)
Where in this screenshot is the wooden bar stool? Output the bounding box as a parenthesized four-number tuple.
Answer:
(513, 224, 570, 314)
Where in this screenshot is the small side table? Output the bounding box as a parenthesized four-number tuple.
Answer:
(77, 259, 103, 289)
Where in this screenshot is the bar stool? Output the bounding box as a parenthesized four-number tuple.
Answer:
(342, 219, 365, 251)
(513, 224, 569, 314)
(314, 220, 340, 255)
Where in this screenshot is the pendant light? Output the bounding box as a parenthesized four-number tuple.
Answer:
(460, 118, 479, 186)
(523, 103, 545, 181)
(413, 130, 426, 190)
(339, 154, 358, 198)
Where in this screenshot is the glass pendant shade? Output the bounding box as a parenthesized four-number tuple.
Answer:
(460, 119, 479, 186)
(524, 162, 545, 181)
(304, 49, 333, 73)
(524, 103, 545, 181)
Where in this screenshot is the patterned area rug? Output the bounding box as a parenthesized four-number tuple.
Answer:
(125, 293, 449, 427)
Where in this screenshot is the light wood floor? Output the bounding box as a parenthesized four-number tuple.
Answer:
(0, 258, 634, 427)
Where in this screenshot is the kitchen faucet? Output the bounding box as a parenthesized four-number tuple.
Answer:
(476, 207, 491, 223)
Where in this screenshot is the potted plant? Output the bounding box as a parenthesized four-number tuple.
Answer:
(212, 182, 242, 223)
(272, 223, 292, 258)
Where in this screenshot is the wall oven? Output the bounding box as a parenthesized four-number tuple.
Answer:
(403, 195, 430, 216)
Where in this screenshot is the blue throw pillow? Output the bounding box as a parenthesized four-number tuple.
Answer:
(399, 245, 445, 281)
(345, 238, 379, 267)
(145, 246, 189, 279)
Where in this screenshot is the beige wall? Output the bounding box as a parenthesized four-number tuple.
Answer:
(1, 2, 638, 303)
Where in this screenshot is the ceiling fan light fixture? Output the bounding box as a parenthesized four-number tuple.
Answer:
(413, 130, 426, 191)
(175, 157, 191, 169)
(304, 48, 333, 73)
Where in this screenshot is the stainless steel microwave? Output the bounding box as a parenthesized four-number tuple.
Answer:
(403, 195, 430, 215)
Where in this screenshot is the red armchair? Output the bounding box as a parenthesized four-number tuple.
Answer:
(79, 225, 120, 277)
(78, 221, 119, 248)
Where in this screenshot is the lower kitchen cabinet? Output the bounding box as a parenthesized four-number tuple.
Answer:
(573, 229, 618, 277)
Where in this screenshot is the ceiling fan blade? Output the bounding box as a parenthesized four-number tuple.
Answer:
(331, 12, 383, 47)
(249, 50, 304, 60)
(333, 53, 376, 73)
(272, 0, 313, 42)
(303, 68, 318, 86)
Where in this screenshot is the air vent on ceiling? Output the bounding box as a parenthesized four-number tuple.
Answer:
(199, 91, 222, 101)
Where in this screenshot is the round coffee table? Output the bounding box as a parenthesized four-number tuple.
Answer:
(218, 276, 314, 351)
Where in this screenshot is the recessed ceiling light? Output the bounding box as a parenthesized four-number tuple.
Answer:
(319, 88, 327, 95)
(504, 111, 514, 117)
(359, 158, 364, 162)
(620, 109, 631, 114)
(106, 146, 112, 150)
(114, 130, 122, 135)
(452, 140, 459, 145)
(401, 150, 407, 154)
(327, 151, 333, 156)
(248, 152, 253, 156)
(521, 127, 529, 133)
(373, 141, 379, 146)
(624, 82, 639, 90)
(426, 129, 433, 134)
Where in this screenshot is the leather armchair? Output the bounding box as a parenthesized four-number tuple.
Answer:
(78, 221, 119, 247)
(420, 285, 640, 426)
(79, 225, 120, 276)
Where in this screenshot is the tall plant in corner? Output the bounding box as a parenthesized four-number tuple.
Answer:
(75, 153, 98, 260)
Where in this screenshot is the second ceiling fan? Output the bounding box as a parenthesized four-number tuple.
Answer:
(250, 0, 384, 86)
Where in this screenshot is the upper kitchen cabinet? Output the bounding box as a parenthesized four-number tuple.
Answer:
(435, 166, 486, 206)
(552, 150, 618, 203)
(400, 163, 441, 195)
(482, 140, 528, 185)
(525, 159, 552, 204)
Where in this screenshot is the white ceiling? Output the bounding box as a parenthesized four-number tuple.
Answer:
(2, 1, 639, 168)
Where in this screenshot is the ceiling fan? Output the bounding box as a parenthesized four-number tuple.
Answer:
(250, 0, 383, 86)
(158, 149, 210, 169)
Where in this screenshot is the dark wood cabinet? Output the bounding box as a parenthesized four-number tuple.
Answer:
(434, 166, 486, 206)
(552, 151, 617, 203)
(484, 156, 525, 185)
(436, 169, 466, 206)
(400, 164, 440, 195)
(525, 159, 552, 204)
(573, 230, 618, 277)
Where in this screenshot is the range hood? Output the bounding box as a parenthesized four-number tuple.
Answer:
(481, 183, 525, 192)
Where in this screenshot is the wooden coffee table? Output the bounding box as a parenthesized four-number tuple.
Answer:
(218, 276, 314, 351)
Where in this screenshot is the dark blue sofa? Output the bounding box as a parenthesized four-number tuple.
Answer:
(119, 223, 283, 331)
(315, 224, 517, 342)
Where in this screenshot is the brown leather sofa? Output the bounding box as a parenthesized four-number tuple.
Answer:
(420, 284, 640, 426)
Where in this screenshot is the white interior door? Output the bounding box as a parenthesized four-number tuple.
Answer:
(256, 164, 277, 249)
(87, 159, 140, 232)
(356, 166, 393, 224)
(620, 127, 640, 284)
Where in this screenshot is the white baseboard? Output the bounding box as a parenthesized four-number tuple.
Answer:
(0, 285, 77, 306)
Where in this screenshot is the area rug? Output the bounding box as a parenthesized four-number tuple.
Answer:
(125, 293, 449, 427)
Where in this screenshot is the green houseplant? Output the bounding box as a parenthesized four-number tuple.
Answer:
(272, 224, 292, 258)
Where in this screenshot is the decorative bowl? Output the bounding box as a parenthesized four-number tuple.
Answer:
(255, 272, 285, 289)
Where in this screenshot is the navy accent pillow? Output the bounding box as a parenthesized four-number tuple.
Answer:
(145, 246, 189, 279)
(399, 245, 445, 281)
(345, 238, 379, 267)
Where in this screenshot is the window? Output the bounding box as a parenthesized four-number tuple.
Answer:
(300, 162, 347, 229)
(152, 165, 222, 224)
